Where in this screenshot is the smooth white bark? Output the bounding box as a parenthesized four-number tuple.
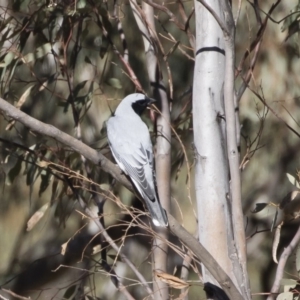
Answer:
(193, 0, 237, 287)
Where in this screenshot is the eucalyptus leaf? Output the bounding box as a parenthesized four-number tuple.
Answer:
(251, 203, 268, 213)
(22, 43, 52, 64)
(77, 0, 87, 9)
(282, 2, 300, 33)
(107, 78, 122, 89)
(0, 52, 15, 68)
(276, 292, 294, 300)
(286, 173, 300, 189)
(27, 203, 49, 231)
(271, 208, 278, 232)
(62, 284, 78, 299)
(280, 278, 298, 291)
(6, 158, 22, 186)
(39, 169, 52, 196)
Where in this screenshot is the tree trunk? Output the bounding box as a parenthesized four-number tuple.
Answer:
(193, 0, 237, 290)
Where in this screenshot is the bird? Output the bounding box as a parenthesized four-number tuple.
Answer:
(106, 93, 168, 227)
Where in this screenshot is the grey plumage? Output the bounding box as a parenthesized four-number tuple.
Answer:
(106, 93, 168, 227)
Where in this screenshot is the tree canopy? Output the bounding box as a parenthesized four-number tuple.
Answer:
(1, 0, 300, 299)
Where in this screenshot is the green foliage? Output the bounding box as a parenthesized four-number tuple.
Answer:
(6, 155, 22, 185)
(107, 78, 122, 90)
(251, 202, 268, 213)
(282, 0, 300, 55)
(277, 279, 300, 299)
(62, 283, 79, 299)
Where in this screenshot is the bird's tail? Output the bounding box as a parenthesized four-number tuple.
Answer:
(144, 196, 168, 227)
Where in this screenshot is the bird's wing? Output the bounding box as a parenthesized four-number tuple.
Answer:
(107, 117, 168, 226)
(110, 140, 156, 202)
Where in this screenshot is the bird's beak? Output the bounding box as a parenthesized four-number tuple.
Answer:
(147, 97, 156, 105)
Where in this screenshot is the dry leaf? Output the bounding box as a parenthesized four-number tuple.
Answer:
(92, 245, 101, 255)
(61, 241, 68, 255)
(27, 203, 49, 231)
(155, 271, 190, 289)
(282, 191, 300, 219)
(286, 173, 300, 189)
(280, 191, 300, 209)
(37, 160, 50, 168)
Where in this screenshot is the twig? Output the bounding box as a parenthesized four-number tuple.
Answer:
(236, 0, 281, 102)
(239, 103, 268, 170)
(158, 32, 194, 61)
(177, 0, 195, 51)
(0, 289, 30, 300)
(77, 195, 154, 299)
(267, 224, 300, 300)
(113, 0, 129, 62)
(92, 6, 144, 92)
(0, 96, 134, 197)
(142, 1, 184, 31)
(180, 231, 200, 300)
(249, 87, 300, 139)
(234, 0, 242, 26)
(196, 0, 229, 36)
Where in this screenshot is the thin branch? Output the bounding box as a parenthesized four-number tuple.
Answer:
(73, 192, 149, 299)
(196, 0, 229, 36)
(177, 0, 195, 50)
(249, 87, 300, 139)
(113, 0, 129, 62)
(281, 104, 300, 128)
(239, 104, 268, 170)
(234, 0, 242, 26)
(92, 5, 144, 92)
(180, 231, 200, 300)
(246, 0, 290, 24)
(236, 39, 262, 102)
(158, 32, 194, 61)
(223, 12, 252, 300)
(0, 97, 133, 192)
(236, 0, 281, 101)
(142, 0, 185, 31)
(267, 224, 300, 300)
(0, 289, 30, 300)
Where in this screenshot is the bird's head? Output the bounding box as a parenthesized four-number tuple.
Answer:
(116, 93, 156, 116)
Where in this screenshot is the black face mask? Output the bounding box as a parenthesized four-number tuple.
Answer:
(131, 98, 154, 115)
